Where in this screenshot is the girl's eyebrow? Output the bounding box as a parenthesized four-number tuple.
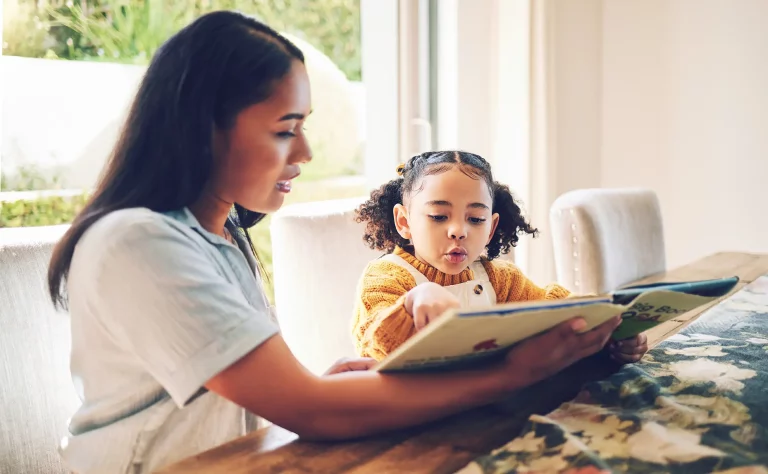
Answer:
(425, 200, 490, 210)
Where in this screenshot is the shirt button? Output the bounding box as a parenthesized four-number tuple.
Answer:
(474, 284, 483, 295)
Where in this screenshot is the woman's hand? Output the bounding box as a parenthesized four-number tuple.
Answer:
(323, 357, 378, 376)
(502, 315, 623, 387)
(405, 282, 461, 331)
(606, 333, 649, 364)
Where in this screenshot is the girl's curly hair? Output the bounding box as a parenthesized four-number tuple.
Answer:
(355, 150, 538, 260)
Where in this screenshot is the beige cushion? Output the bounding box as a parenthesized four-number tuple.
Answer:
(0, 225, 79, 474)
(270, 198, 383, 374)
(549, 188, 666, 295)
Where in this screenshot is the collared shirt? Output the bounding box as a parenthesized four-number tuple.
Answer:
(60, 207, 279, 474)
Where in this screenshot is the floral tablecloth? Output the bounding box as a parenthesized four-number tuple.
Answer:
(459, 275, 768, 474)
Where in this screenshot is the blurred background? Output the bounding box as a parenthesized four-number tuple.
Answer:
(2, 0, 767, 293)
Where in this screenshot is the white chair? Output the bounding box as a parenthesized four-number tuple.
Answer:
(0, 225, 79, 474)
(549, 188, 666, 295)
(270, 198, 383, 375)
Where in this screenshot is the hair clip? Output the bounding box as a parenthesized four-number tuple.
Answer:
(396, 163, 405, 176)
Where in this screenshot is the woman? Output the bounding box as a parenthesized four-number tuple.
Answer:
(48, 11, 621, 473)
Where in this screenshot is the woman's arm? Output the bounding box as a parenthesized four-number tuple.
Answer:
(207, 315, 621, 440)
(206, 334, 513, 439)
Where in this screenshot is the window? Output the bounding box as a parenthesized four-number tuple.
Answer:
(2, 0, 532, 280)
(2, 0, 367, 195)
(0, 0, 402, 298)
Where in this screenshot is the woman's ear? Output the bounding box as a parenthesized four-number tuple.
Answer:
(393, 203, 412, 240)
(486, 212, 500, 245)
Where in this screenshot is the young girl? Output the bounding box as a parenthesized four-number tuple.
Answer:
(48, 12, 625, 473)
(353, 150, 648, 363)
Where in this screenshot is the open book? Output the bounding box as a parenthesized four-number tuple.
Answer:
(375, 276, 740, 373)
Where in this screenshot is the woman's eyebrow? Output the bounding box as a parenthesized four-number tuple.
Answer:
(278, 110, 313, 121)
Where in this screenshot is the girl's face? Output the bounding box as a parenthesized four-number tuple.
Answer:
(394, 165, 500, 274)
(210, 60, 312, 213)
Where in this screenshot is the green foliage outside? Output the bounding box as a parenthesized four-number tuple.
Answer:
(0, 193, 89, 227)
(2, 0, 361, 80)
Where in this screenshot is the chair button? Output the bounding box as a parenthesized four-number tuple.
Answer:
(474, 284, 483, 295)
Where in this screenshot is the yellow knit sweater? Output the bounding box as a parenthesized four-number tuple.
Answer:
(352, 246, 571, 360)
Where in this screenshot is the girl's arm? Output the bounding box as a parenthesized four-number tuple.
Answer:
(207, 316, 621, 440)
(352, 261, 418, 360)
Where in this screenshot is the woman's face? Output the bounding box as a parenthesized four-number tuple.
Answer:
(210, 60, 312, 213)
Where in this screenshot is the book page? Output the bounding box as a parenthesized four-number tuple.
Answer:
(377, 302, 624, 372)
(611, 289, 721, 340)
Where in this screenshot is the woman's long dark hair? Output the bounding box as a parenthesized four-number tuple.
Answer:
(48, 11, 304, 309)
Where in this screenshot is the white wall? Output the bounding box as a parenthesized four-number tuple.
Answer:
(601, 0, 768, 269)
(535, 0, 768, 281)
(553, 0, 603, 194)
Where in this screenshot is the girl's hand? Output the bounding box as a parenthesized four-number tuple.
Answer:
(405, 282, 461, 331)
(323, 357, 378, 376)
(606, 333, 649, 364)
(503, 315, 623, 386)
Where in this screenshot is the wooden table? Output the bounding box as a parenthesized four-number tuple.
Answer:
(158, 252, 768, 474)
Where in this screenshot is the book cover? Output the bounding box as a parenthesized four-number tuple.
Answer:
(375, 276, 740, 373)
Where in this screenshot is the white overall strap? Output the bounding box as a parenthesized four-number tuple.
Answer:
(469, 260, 491, 282)
(469, 260, 497, 303)
(380, 253, 430, 285)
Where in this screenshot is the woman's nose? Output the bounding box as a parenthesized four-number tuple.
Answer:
(291, 136, 312, 164)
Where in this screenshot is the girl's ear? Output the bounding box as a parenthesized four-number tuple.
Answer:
(486, 212, 500, 245)
(393, 203, 412, 240)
